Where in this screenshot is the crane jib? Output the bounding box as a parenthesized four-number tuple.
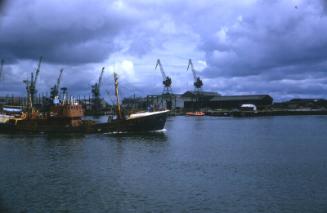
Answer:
(155, 59, 168, 80)
(187, 59, 203, 90)
(34, 56, 43, 84)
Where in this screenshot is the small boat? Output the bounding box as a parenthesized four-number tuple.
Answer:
(94, 73, 169, 133)
(94, 110, 169, 133)
(185, 111, 205, 116)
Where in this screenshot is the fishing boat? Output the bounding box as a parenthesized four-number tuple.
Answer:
(94, 110, 169, 133)
(0, 99, 97, 133)
(0, 72, 169, 134)
(93, 73, 169, 133)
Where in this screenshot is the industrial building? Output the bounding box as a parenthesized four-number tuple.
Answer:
(182, 91, 221, 109)
(209, 95, 273, 109)
(143, 92, 273, 111)
(146, 94, 183, 110)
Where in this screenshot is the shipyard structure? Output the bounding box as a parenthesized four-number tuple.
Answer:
(2, 57, 327, 116)
(122, 91, 273, 112)
(121, 59, 273, 113)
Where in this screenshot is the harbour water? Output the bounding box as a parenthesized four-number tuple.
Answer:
(1, 116, 327, 212)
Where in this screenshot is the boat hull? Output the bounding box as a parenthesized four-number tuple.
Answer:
(0, 111, 169, 134)
(185, 112, 205, 116)
(94, 110, 169, 133)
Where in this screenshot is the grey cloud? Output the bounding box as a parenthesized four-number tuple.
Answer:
(198, 0, 327, 78)
(0, 0, 138, 64)
(0, 0, 6, 13)
(321, 0, 327, 13)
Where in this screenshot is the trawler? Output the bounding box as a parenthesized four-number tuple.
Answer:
(93, 73, 169, 133)
(0, 72, 169, 133)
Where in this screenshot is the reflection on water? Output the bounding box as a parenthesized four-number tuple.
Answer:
(1, 116, 327, 212)
(105, 131, 168, 142)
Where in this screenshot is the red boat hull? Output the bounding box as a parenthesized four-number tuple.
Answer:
(185, 112, 205, 116)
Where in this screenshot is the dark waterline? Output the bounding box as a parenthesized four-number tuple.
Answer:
(1, 116, 327, 212)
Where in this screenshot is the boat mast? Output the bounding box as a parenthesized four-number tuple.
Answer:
(114, 72, 122, 119)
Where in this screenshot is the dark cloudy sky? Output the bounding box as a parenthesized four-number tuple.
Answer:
(1, 0, 327, 101)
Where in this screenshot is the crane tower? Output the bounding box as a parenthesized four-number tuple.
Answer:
(50, 68, 64, 101)
(187, 59, 203, 92)
(91, 67, 105, 112)
(155, 59, 172, 94)
(23, 56, 43, 109)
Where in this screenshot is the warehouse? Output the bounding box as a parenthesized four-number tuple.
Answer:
(209, 95, 273, 109)
(182, 91, 221, 109)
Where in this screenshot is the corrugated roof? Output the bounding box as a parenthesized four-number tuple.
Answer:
(182, 91, 221, 97)
(210, 95, 272, 101)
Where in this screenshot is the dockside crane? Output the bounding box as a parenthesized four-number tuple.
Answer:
(91, 67, 105, 111)
(155, 59, 172, 94)
(50, 68, 64, 101)
(187, 59, 203, 92)
(155, 59, 174, 110)
(0, 59, 4, 81)
(23, 56, 43, 109)
(30, 56, 43, 103)
(187, 59, 204, 112)
(92, 67, 105, 100)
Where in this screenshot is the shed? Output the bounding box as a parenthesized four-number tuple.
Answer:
(209, 95, 273, 109)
